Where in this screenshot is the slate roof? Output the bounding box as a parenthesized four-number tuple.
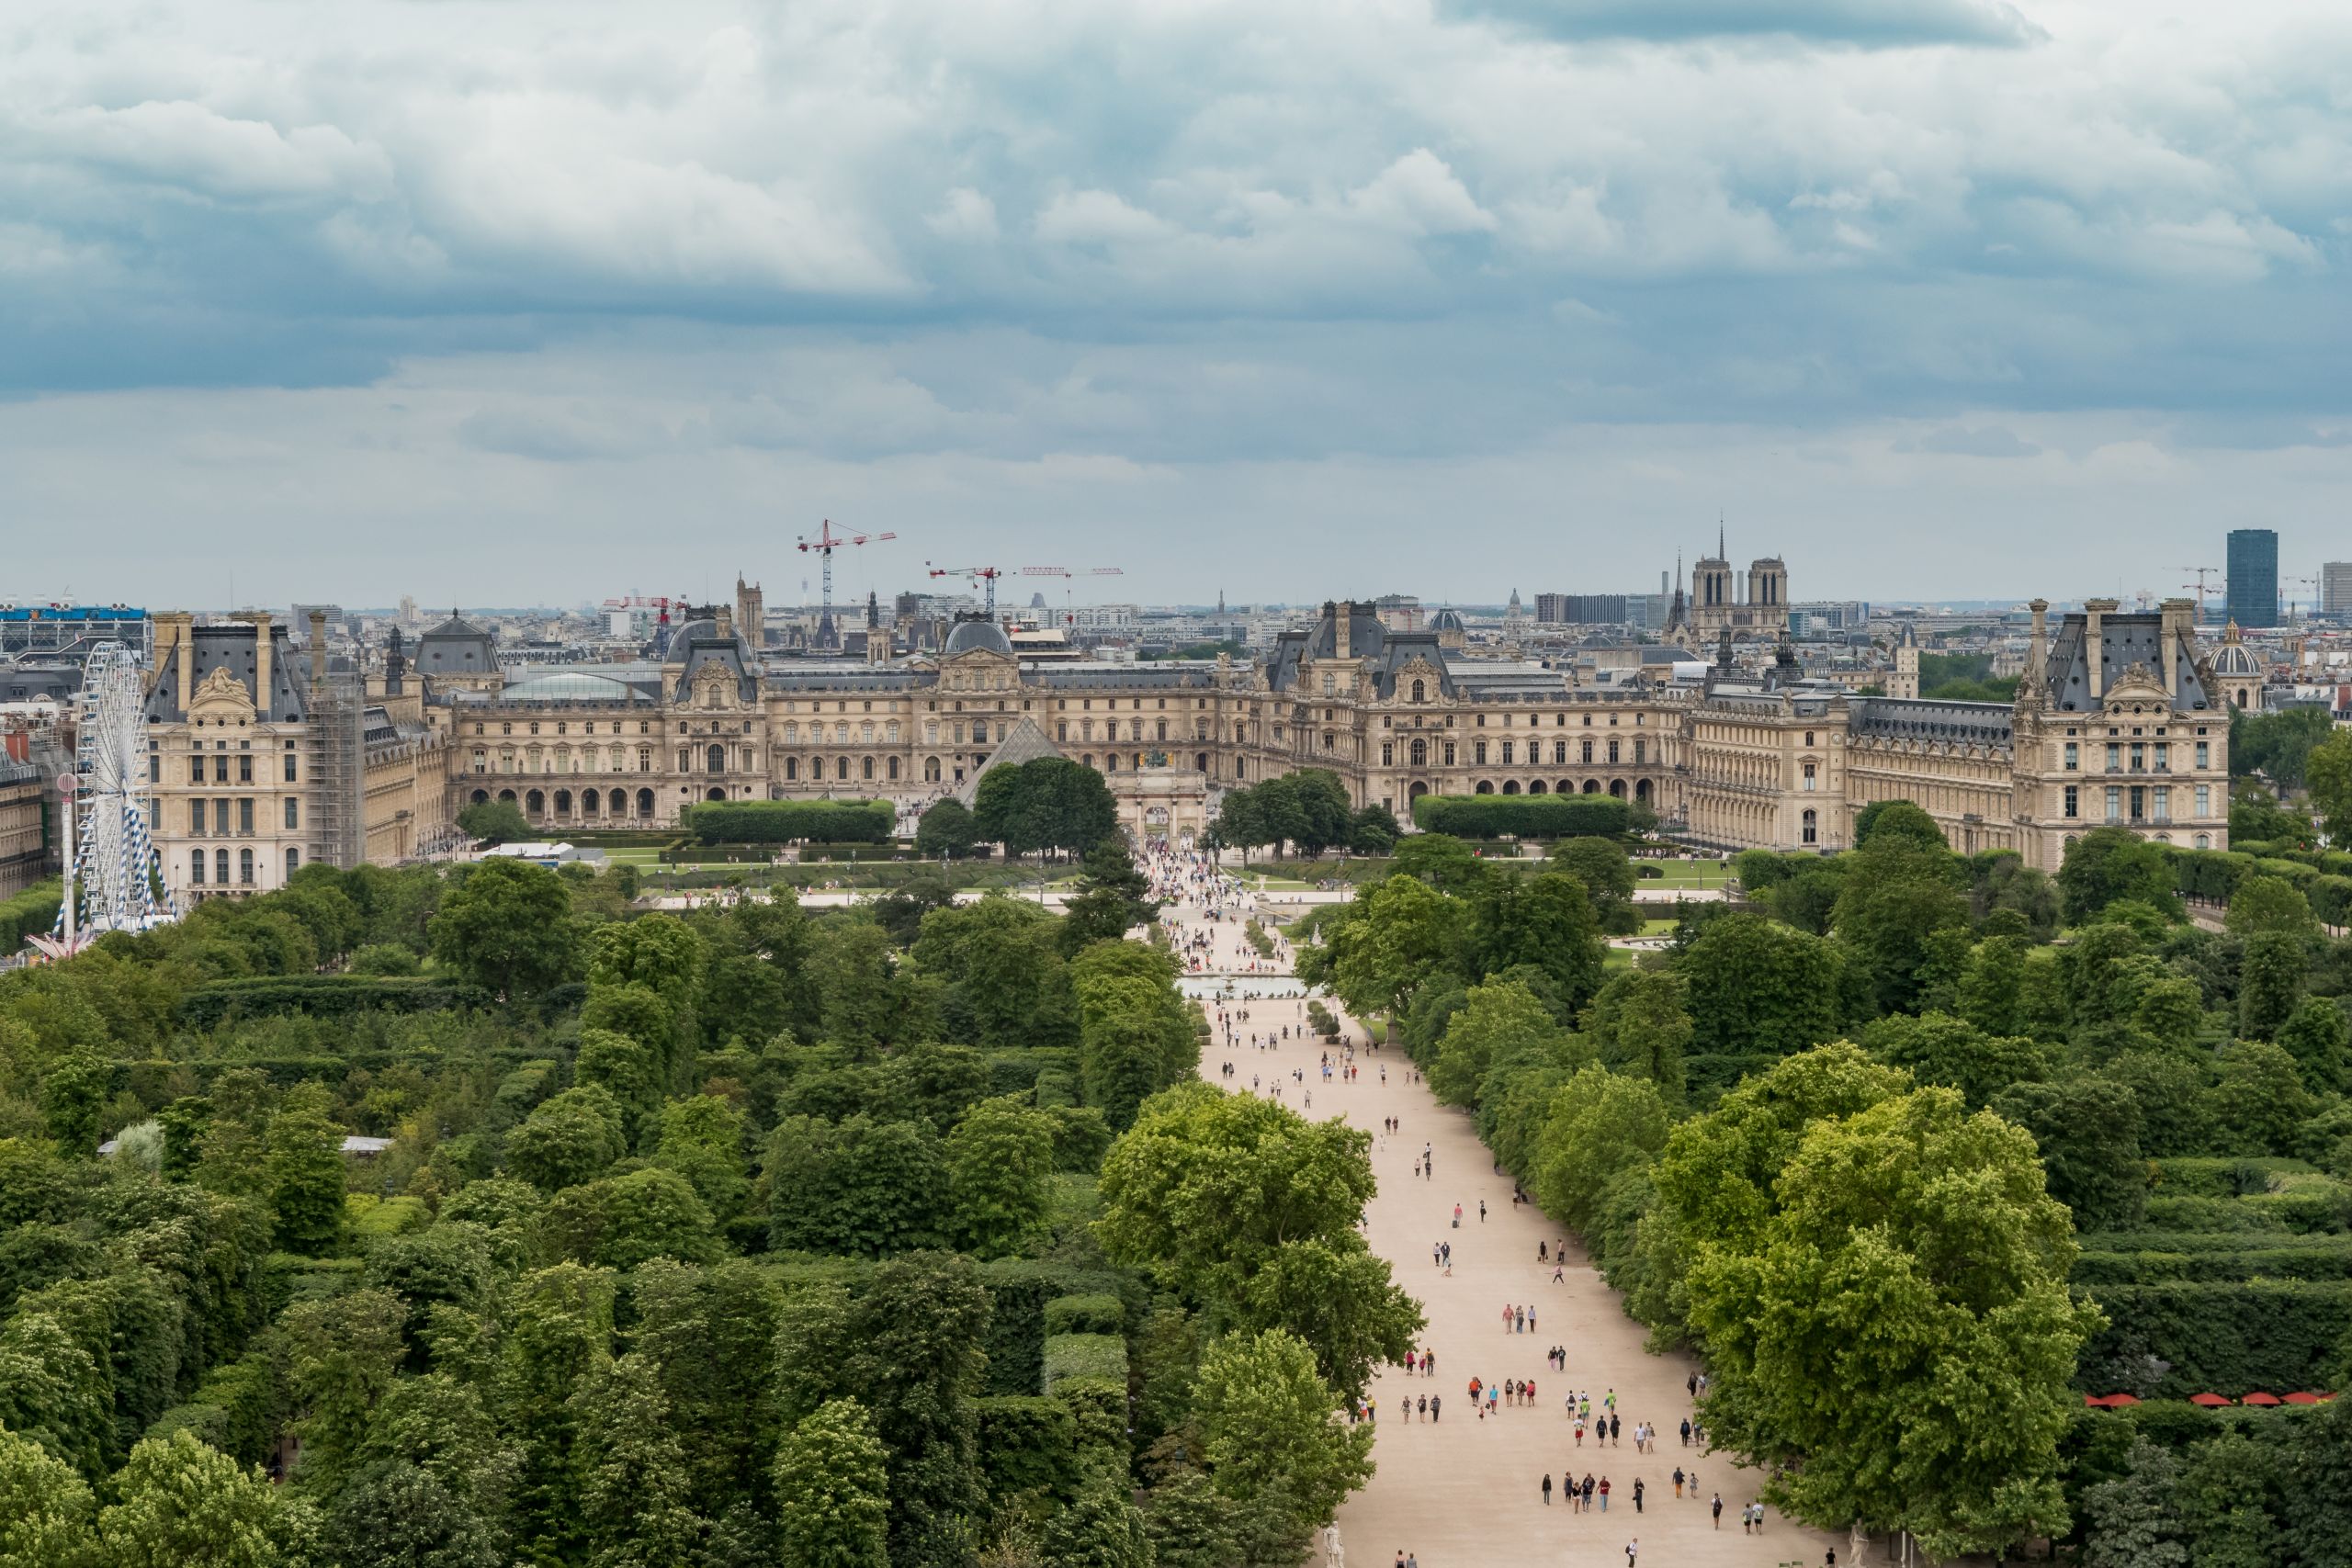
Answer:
(2042, 611, 2214, 713)
(1849, 697, 2015, 745)
(415, 613, 498, 678)
(142, 624, 310, 722)
(1267, 603, 1453, 699)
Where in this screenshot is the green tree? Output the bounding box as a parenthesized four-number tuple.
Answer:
(456, 798, 532, 845)
(587, 914, 707, 1011)
(1316, 874, 1469, 1037)
(1058, 840, 1162, 954)
(1041, 1478, 1154, 1568)
(651, 1094, 752, 1222)
(0, 1311, 108, 1480)
(772, 1399, 889, 1568)
(2305, 727, 2352, 845)
(2238, 930, 2307, 1041)
(770, 1254, 990, 1568)
(96, 1429, 286, 1568)
(1427, 978, 1568, 1110)
(496, 1263, 615, 1567)
(573, 1027, 663, 1149)
(1583, 968, 1692, 1100)
(627, 1258, 781, 1520)
(1387, 833, 1489, 894)
(36, 1051, 113, 1161)
(430, 857, 581, 1000)
(320, 1461, 501, 1568)
(1853, 798, 1948, 853)
(912, 897, 1072, 1047)
(1192, 1329, 1373, 1533)
(2275, 997, 2351, 1093)
(973, 758, 1119, 860)
(2226, 874, 2314, 938)
(1468, 869, 1605, 1010)
(1833, 845, 1971, 1016)
(1668, 1059, 2094, 1558)
(2081, 1438, 2187, 1568)
(764, 1115, 946, 1258)
(571, 1352, 704, 1568)
(547, 1167, 720, 1270)
(1675, 912, 1842, 1061)
(2210, 1039, 2315, 1155)
(1860, 1011, 2047, 1110)
(265, 1085, 347, 1257)
(913, 798, 983, 861)
(2057, 828, 2182, 926)
(1096, 1085, 1419, 1398)
(282, 1287, 407, 1492)
(1956, 935, 2029, 1036)
(1551, 837, 1639, 930)
(1987, 1077, 2148, 1230)
(0, 1422, 96, 1568)
(1530, 1065, 1673, 1233)
(943, 1096, 1057, 1258)
(504, 1085, 628, 1193)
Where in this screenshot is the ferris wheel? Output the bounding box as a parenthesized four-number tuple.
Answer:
(30, 642, 175, 957)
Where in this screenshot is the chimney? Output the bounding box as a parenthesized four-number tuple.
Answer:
(307, 610, 327, 700)
(1334, 601, 1351, 662)
(2160, 597, 2193, 697)
(156, 613, 195, 714)
(716, 605, 734, 642)
(2085, 598, 2117, 701)
(236, 612, 276, 715)
(2029, 599, 2048, 690)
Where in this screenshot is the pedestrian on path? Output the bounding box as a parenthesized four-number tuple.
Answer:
(1672, 1467, 1684, 1498)
(1543, 1472, 1553, 1506)
(1713, 1494, 1723, 1529)
(1479, 1199, 1487, 1223)
(1626, 1540, 1638, 1566)
(1600, 1476, 1611, 1512)
(1633, 1477, 1644, 1513)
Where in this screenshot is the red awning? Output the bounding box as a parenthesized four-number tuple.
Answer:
(2100, 1393, 2141, 1406)
(2282, 1393, 2324, 1405)
(2188, 1393, 2233, 1407)
(2242, 1392, 2282, 1406)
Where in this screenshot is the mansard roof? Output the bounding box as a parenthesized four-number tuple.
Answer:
(143, 623, 310, 723)
(1267, 602, 1454, 699)
(1849, 696, 2014, 746)
(2042, 611, 2213, 713)
(415, 613, 497, 676)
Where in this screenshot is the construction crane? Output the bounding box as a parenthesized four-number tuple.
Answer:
(1020, 566, 1125, 626)
(2288, 574, 2319, 622)
(797, 520, 896, 649)
(2181, 567, 2220, 624)
(927, 564, 1005, 615)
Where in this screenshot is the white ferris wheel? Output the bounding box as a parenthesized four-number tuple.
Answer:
(30, 642, 176, 956)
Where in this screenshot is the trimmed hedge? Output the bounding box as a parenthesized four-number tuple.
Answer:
(2074, 1232, 2352, 1285)
(2151, 1157, 2320, 1199)
(2078, 1279, 2352, 1396)
(973, 1395, 1079, 1504)
(178, 975, 493, 1028)
(1042, 1332, 1128, 1393)
(1057, 1375, 1126, 1455)
(1044, 1292, 1124, 1337)
(1411, 794, 1632, 840)
(978, 1259, 1137, 1396)
(0, 879, 60, 948)
(680, 799, 893, 845)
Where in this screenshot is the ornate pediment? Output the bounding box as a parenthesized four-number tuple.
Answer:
(2103, 661, 2172, 708)
(688, 660, 738, 710)
(187, 664, 256, 718)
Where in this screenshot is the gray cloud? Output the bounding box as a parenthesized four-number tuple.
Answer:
(0, 0, 2345, 601)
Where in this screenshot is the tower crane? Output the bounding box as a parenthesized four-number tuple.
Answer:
(797, 520, 896, 649)
(2181, 567, 2220, 624)
(926, 564, 1005, 615)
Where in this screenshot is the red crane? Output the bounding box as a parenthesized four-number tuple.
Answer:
(927, 564, 1005, 615)
(797, 521, 896, 647)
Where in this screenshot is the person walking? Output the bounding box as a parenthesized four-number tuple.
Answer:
(1478, 1199, 1487, 1223)
(1625, 1540, 1639, 1566)
(1430, 1394, 1441, 1422)
(1543, 1472, 1554, 1506)
(1599, 1476, 1611, 1512)
(1633, 1477, 1645, 1514)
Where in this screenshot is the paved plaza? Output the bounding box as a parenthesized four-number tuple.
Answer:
(1159, 863, 1849, 1568)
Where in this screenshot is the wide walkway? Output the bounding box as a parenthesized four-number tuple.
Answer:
(1151, 853, 1847, 1568)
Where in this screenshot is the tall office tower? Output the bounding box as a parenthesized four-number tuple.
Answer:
(2323, 562, 2352, 616)
(2225, 528, 2278, 628)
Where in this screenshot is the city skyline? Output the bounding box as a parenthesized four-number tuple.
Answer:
(6, 0, 2349, 604)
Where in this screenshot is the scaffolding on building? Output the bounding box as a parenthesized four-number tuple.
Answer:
(306, 671, 368, 871)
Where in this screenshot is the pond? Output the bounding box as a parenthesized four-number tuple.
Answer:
(1178, 976, 1319, 1001)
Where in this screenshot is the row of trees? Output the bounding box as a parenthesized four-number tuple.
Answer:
(1206, 770, 1396, 860)
(1310, 802, 2352, 1559)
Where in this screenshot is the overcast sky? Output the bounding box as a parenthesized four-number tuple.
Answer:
(4, 0, 2346, 612)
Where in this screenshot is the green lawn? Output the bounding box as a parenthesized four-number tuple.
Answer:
(1636, 859, 1735, 889)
